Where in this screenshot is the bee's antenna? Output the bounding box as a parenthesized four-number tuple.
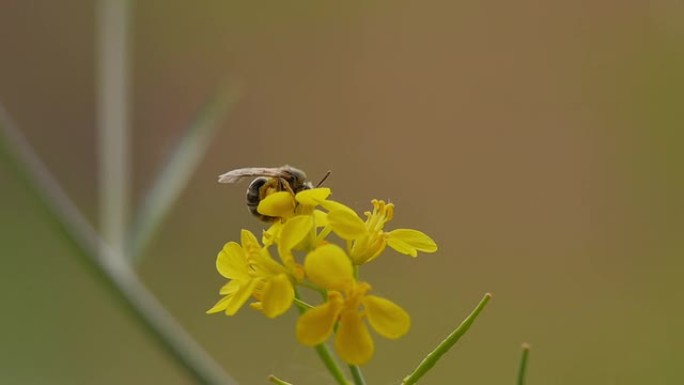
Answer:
(316, 170, 332, 187)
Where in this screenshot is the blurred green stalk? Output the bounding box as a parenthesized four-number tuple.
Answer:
(0, 104, 237, 384)
(268, 375, 294, 385)
(517, 343, 530, 385)
(97, 0, 131, 258)
(127, 84, 240, 262)
(1, 2, 241, 383)
(90, 2, 236, 382)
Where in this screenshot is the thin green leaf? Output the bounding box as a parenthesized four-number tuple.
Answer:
(517, 343, 531, 385)
(0, 103, 237, 384)
(268, 375, 294, 385)
(128, 83, 241, 261)
(402, 293, 492, 385)
(97, 0, 131, 257)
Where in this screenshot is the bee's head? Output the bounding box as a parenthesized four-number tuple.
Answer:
(282, 165, 307, 184)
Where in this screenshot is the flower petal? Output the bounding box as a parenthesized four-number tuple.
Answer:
(206, 295, 233, 314)
(335, 309, 374, 365)
(240, 229, 261, 253)
(219, 280, 239, 295)
(385, 237, 417, 257)
(304, 244, 354, 291)
(251, 248, 286, 277)
(258, 191, 295, 218)
(319, 199, 357, 215)
(313, 209, 328, 228)
(260, 274, 294, 318)
(216, 242, 249, 279)
(277, 215, 314, 267)
(208, 278, 258, 316)
(387, 229, 437, 257)
(296, 292, 344, 346)
(363, 295, 410, 339)
(327, 209, 367, 240)
(295, 187, 331, 206)
(262, 221, 284, 247)
(350, 233, 387, 265)
(225, 279, 260, 316)
(279, 215, 314, 252)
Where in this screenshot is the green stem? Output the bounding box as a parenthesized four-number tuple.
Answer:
(128, 84, 239, 261)
(97, 0, 131, 259)
(315, 225, 333, 245)
(349, 364, 367, 385)
(402, 293, 492, 385)
(299, 280, 327, 298)
(517, 343, 530, 385)
(294, 288, 349, 385)
(268, 374, 294, 385)
(293, 297, 314, 310)
(0, 104, 237, 384)
(314, 344, 349, 385)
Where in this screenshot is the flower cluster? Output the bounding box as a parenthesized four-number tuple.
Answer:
(208, 187, 437, 365)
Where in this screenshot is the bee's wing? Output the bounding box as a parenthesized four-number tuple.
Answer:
(217, 167, 287, 183)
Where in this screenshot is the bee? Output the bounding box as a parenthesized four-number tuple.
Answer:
(218, 165, 317, 221)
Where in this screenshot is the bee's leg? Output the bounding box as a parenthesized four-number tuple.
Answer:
(279, 178, 296, 195)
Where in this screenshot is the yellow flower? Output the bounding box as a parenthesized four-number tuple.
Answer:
(295, 244, 410, 365)
(258, 187, 331, 220)
(325, 199, 438, 264)
(207, 229, 294, 318)
(259, 188, 332, 268)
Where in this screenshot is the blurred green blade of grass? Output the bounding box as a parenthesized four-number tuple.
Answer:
(97, 0, 131, 259)
(517, 343, 530, 385)
(128, 84, 241, 262)
(0, 103, 238, 384)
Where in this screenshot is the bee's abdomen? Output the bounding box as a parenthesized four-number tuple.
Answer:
(246, 177, 278, 222)
(246, 177, 266, 206)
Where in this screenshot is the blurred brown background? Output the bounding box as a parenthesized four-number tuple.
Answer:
(1, 1, 683, 384)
